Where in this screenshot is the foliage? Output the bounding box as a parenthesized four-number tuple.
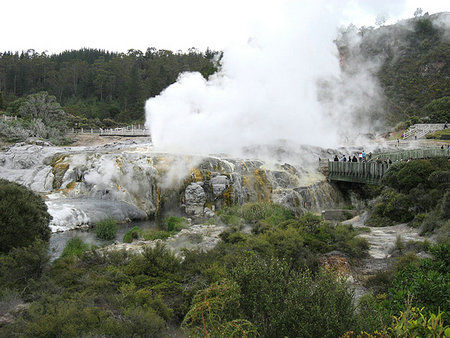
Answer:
(387, 306, 448, 337)
(0, 179, 51, 253)
(0, 48, 219, 123)
(163, 216, 188, 231)
(60, 237, 91, 258)
(142, 230, 173, 241)
(218, 202, 294, 230)
(94, 218, 118, 240)
(4, 92, 70, 144)
(367, 158, 449, 230)
(122, 226, 142, 243)
(182, 280, 246, 336)
(231, 255, 356, 337)
(388, 244, 449, 318)
(423, 96, 450, 123)
(0, 240, 50, 290)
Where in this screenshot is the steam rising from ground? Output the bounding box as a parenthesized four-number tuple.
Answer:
(145, 1, 408, 155)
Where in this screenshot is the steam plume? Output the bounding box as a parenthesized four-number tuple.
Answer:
(145, 1, 408, 155)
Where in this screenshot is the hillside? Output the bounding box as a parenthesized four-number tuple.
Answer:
(337, 12, 450, 125)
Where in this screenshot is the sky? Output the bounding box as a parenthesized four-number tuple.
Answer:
(1, 0, 449, 54)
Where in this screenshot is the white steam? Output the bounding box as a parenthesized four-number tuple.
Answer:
(145, 1, 408, 155)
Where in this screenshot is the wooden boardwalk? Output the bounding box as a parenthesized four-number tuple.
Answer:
(328, 148, 449, 184)
(328, 162, 389, 184)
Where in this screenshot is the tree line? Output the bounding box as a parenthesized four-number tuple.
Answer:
(0, 48, 219, 123)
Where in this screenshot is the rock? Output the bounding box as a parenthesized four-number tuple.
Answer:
(184, 183, 206, 216)
(204, 207, 215, 218)
(210, 175, 230, 197)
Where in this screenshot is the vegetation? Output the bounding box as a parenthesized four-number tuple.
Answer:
(0, 179, 51, 253)
(360, 243, 449, 333)
(426, 128, 450, 140)
(337, 13, 449, 125)
(0, 48, 218, 124)
(122, 226, 142, 243)
(60, 237, 91, 258)
(367, 158, 449, 233)
(94, 218, 118, 240)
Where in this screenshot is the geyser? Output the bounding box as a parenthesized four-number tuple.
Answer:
(145, 1, 406, 155)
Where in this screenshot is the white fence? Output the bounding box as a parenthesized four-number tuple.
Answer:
(1, 114, 17, 121)
(68, 125, 150, 137)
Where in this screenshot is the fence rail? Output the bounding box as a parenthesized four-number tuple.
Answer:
(328, 162, 389, 184)
(329, 147, 449, 184)
(367, 148, 449, 163)
(1, 114, 17, 121)
(67, 125, 150, 137)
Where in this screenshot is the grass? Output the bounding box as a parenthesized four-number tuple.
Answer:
(426, 129, 450, 140)
(60, 237, 91, 258)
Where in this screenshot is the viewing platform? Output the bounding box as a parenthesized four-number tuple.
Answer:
(327, 147, 449, 184)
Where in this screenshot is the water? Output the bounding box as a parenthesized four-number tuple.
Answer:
(49, 220, 157, 260)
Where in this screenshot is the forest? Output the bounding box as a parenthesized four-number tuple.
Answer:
(0, 47, 218, 124)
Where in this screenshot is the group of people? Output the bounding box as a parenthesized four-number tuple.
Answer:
(333, 150, 372, 163)
(333, 153, 393, 165)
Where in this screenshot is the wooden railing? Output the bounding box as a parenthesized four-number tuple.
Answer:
(328, 161, 389, 184)
(367, 148, 449, 163)
(328, 147, 449, 184)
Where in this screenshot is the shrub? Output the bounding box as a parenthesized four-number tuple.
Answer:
(420, 211, 443, 235)
(388, 244, 449, 317)
(182, 280, 245, 336)
(163, 216, 187, 232)
(383, 160, 435, 193)
(94, 219, 118, 240)
(60, 237, 90, 258)
(142, 230, 173, 241)
(0, 179, 51, 253)
(229, 254, 357, 337)
(0, 240, 49, 290)
(123, 226, 142, 243)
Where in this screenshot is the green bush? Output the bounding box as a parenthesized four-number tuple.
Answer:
(229, 254, 356, 337)
(94, 219, 118, 240)
(142, 230, 173, 241)
(388, 244, 449, 318)
(0, 240, 49, 290)
(60, 237, 90, 258)
(123, 226, 142, 243)
(383, 160, 435, 193)
(0, 179, 51, 253)
(163, 216, 187, 231)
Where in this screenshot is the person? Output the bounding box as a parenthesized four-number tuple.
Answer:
(334, 155, 339, 162)
(358, 152, 363, 162)
(444, 122, 448, 129)
(352, 155, 358, 162)
(362, 150, 366, 160)
(341, 155, 347, 162)
(441, 145, 444, 150)
(388, 158, 392, 164)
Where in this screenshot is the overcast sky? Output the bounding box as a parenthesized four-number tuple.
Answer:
(2, 0, 449, 54)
